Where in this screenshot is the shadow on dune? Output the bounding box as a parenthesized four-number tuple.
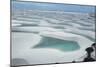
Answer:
(11, 58, 28, 66)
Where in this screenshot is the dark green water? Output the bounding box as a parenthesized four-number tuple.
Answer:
(33, 37, 80, 52)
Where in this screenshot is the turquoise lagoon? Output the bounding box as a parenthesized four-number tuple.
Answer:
(33, 36, 80, 52)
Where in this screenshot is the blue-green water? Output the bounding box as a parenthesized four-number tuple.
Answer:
(33, 37, 80, 52)
(12, 1, 95, 13)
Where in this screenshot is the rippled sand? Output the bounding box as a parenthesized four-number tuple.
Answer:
(11, 10, 95, 66)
